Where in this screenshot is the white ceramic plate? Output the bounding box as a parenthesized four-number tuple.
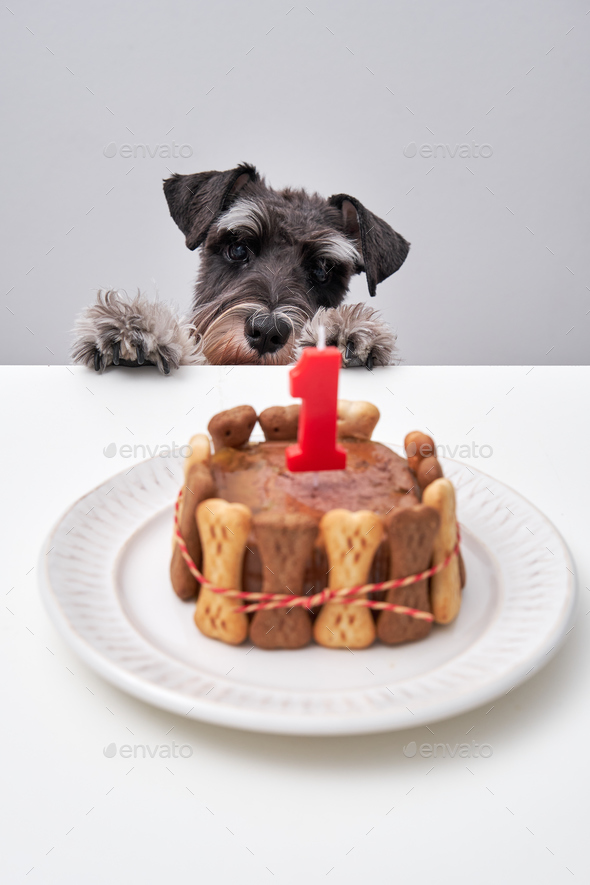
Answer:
(39, 451, 576, 735)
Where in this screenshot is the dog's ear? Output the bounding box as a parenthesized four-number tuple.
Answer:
(163, 163, 260, 251)
(328, 194, 410, 297)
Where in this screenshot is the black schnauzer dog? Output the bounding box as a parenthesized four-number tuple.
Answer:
(72, 163, 410, 373)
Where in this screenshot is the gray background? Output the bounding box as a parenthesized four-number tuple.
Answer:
(1, 0, 589, 365)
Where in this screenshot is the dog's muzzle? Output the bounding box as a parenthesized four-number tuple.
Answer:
(244, 313, 291, 356)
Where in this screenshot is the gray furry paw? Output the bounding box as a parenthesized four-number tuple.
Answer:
(297, 303, 397, 368)
(71, 290, 204, 374)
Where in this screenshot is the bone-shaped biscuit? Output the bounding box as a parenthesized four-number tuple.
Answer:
(172, 435, 213, 598)
(421, 478, 462, 624)
(337, 400, 380, 440)
(194, 498, 251, 644)
(258, 405, 300, 441)
(170, 464, 217, 600)
(377, 505, 439, 644)
(176, 432, 212, 527)
(404, 431, 443, 491)
(313, 509, 383, 649)
(404, 431, 435, 473)
(208, 405, 257, 453)
(249, 512, 318, 649)
(182, 434, 211, 480)
(416, 455, 443, 490)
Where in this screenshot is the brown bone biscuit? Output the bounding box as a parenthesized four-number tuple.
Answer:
(377, 505, 440, 644)
(170, 463, 218, 600)
(422, 478, 462, 624)
(208, 405, 257, 453)
(404, 431, 435, 474)
(258, 405, 300, 441)
(416, 455, 444, 490)
(249, 512, 318, 649)
(314, 510, 383, 649)
(194, 499, 251, 644)
(337, 400, 380, 440)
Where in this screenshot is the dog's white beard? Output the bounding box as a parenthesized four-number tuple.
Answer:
(195, 303, 302, 366)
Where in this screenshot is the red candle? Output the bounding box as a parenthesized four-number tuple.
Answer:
(285, 333, 347, 473)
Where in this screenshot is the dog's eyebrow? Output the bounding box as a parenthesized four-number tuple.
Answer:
(308, 233, 363, 267)
(216, 199, 268, 238)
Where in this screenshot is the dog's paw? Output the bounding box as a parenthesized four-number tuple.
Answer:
(297, 304, 397, 369)
(71, 290, 204, 374)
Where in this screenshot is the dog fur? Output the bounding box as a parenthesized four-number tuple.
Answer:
(71, 163, 410, 372)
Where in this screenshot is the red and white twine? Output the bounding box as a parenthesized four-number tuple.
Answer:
(174, 489, 461, 622)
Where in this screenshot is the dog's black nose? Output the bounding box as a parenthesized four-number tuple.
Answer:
(244, 314, 291, 355)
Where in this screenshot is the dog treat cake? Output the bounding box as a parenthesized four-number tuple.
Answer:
(170, 401, 465, 650)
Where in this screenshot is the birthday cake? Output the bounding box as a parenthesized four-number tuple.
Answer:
(170, 400, 465, 650)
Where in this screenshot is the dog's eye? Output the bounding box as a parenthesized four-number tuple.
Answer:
(227, 243, 249, 262)
(311, 262, 330, 283)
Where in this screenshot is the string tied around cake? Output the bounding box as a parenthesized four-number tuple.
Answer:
(173, 489, 460, 621)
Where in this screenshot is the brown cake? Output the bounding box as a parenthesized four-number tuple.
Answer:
(170, 401, 464, 650)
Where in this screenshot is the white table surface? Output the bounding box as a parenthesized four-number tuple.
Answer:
(1, 365, 589, 885)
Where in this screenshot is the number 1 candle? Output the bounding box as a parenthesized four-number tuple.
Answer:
(285, 328, 347, 473)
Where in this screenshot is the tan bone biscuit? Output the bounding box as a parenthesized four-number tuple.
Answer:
(194, 499, 251, 644)
(258, 405, 300, 441)
(170, 463, 218, 600)
(421, 478, 462, 624)
(176, 434, 211, 526)
(337, 400, 380, 440)
(182, 434, 211, 481)
(208, 406, 257, 453)
(314, 510, 383, 649)
(249, 513, 318, 649)
(377, 505, 440, 644)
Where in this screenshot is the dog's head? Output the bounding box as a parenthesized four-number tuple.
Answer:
(163, 163, 409, 365)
